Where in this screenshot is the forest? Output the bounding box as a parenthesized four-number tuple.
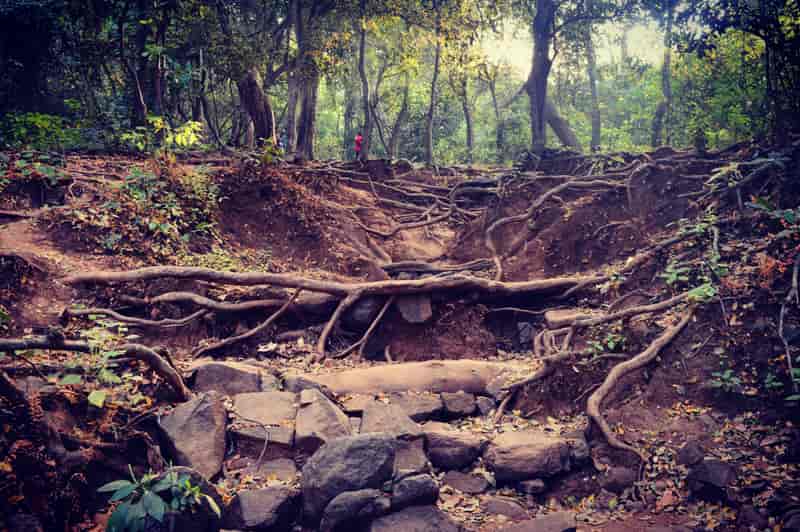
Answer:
(1, 0, 800, 531)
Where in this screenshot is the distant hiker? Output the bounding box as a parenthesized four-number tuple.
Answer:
(355, 132, 363, 160)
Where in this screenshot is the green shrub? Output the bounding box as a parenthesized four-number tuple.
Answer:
(0, 112, 81, 150)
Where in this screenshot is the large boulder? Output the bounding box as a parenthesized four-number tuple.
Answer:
(295, 388, 352, 453)
(369, 505, 462, 532)
(485, 430, 571, 483)
(159, 392, 226, 479)
(222, 487, 299, 531)
(686, 459, 737, 502)
(423, 422, 487, 470)
(231, 391, 298, 457)
(389, 392, 444, 422)
(301, 434, 396, 526)
(499, 512, 577, 532)
(392, 474, 440, 510)
(440, 391, 477, 418)
(319, 489, 391, 532)
(190, 361, 278, 395)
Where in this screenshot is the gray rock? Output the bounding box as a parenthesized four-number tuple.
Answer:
(517, 321, 534, 345)
(256, 458, 298, 482)
(737, 505, 768, 530)
(443, 471, 489, 494)
(231, 391, 297, 454)
(295, 388, 352, 453)
(441, 391, 477, 418)
(476, 396, 495, 416)
(499, 511, 577, 532)
(191, 361, 278, 395)
(283, 374, 335, 398)
(686, 459, 737, 502)
(361, 401, 422, 438)
(319, 489, 390, 532)
(222, 487, 299, 531)
(389, 393, 444, 422)
(600, 467, 637, 494)
(423, 422, 487, 470)
(563, 431, 589, 464)
(485, 430, 571, 483)
(159, 392, 226, 479)
(301, 434, 396, 526)
(392, 474, 440, 510)
(345, 296, 384, 328)
(396, 294, 433, 324)
(482, 496, 529, 521)
(395, 437, 430, 478)
(518, 479, 547, 495)
(341, 394, 375, 415)
(369, 505, 462, 532)
(677, 440, 705, 466)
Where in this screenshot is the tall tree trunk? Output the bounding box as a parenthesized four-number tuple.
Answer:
(343, 77, 356, 159)
(584, 13, 601, 152)
(460, 78, 474, 164)
(388, 75, 410, 159)
(544, 98, 581, 150)
(296, 70, 319, 160)
(424, 0, 441, 166)
(286, 73, 299, 153)
(357, 0, 372, 160)
(526, 0, 556, 154)
(488, 78, 505, 163)
(652, 0, 673, 147)
(237, 67, 276, 145)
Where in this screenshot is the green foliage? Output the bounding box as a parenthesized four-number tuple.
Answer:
(10, 150, 68, 186)
(659, 261, 690, 286)
(120, 116, 204, 154)
(0, 112, 81, 151)
(589, 332, 626, 354)
(99, 466, 220, 532)
(710, 367, 743, 393)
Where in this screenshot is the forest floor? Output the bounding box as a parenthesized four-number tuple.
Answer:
(1, 144, 799, 532)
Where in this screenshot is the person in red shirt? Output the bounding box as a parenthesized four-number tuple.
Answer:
(354, 132, 363, 160)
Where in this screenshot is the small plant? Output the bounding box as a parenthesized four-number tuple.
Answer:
(120, 116, 203, 154)
(589, 332, 626, 354)
(659, 261, 691, 286)
(710, 368, 742, 393)
(0, 112, 81, 150)
(763, 371, 784, 391)
(99, 466, 220, 532)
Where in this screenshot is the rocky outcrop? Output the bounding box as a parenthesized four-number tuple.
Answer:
(392, 474, 439, 510)
(222, 487, 299, 531)
(301, 434, 396, 526)
(368, 505, 462, 532)
(484, 430, 571, 483)
(361, 401, 422, 438)
(320, 489, 391, 532)
(159, 392, 226, 479)
(231, 391, 298, 456)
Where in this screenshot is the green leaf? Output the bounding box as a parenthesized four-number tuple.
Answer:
(126, 500, 146, 525)
(142, 491, 167, 522)
(88, 390, 107, 408)
(98, 480, 135, 493)
(203, 494, 221, 517)
(59, 374, 82, 385)
(785, 394, 800, 401)
(98, 368, 122, 384)
(110, 483, 137, 502)
(107, 502, 130, 532)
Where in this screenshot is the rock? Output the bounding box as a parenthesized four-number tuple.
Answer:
(396, 294, 433, 324)
(361, 401, 422, 438)
(301, 434, 396, 526)
(600, 467, 637, 494)
(191, 361, 278, 395)
(344, 296, 384, 328)
(443, 471, 489, 494)
(319, 489, 390, 532)
(517, 321, 534, 345)
(389, 392, 444, 422)
(737, 505, 768, 530)
(686, 459, 737, 502)
(395, 436, 430, 478)
(256, 458, 298, 482)
(369, 505, 462, 532)
(499, 511, 577, 532)
(282, 374, 335, 398)
(482, 496, 529, 521)
(222, 487, 299, 531)
(159, 392, 226, 479)
(485, 430, 571, 483)
(392, 474, 440, 510)
(440, 391, 477, 418)
(423, 422, 487, 470)
(231, 391, 297, 455)
(341, 394, 375, 415)
(677, 440, 705, 466)
(518, 479, 547, 495)
(476, 396, 495, 416)
(295, 388, 352, 453)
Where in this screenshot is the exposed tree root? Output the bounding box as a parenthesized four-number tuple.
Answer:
(317, 290, 363, 358)
(779, 259, 800, 393)
(193, 288, 302, 358)
(333, 295, 395, 358)
(65, 307, 207, 328)
(586, 309, 693, 465)
(0, 336, 190, 401)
